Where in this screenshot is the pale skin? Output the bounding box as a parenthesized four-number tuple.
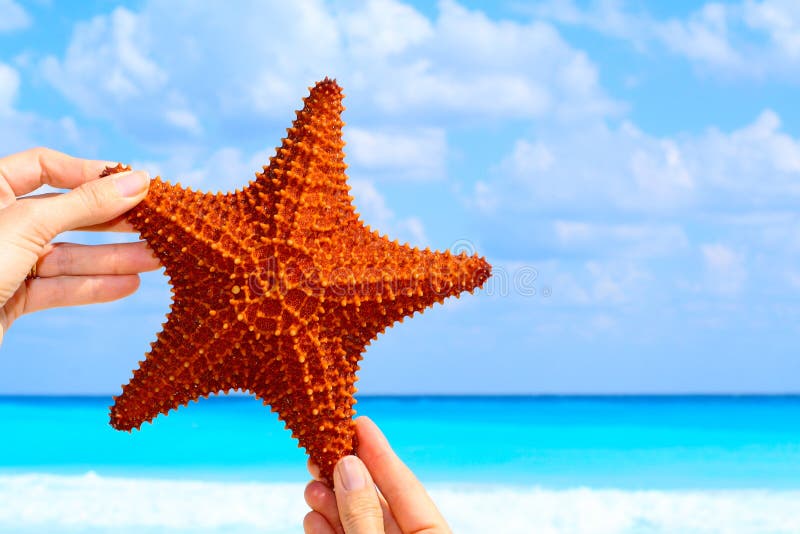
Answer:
(0, 148, 451, 534)
(0, 148, 160, 345)
(305, 417, 451, 534)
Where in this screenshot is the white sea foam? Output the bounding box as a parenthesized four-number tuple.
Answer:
(0, 473, 799, 533)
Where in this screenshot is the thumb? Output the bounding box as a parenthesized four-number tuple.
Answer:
(334, 456, 384, 534)
(25, 169, 150, 242)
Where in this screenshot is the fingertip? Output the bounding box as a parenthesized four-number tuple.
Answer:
(332, 456, 384, 533)
(303, 511, 336, 534)
(127, 273, 142, 293)
(307, 458, 322, 481)
(355, 415, 389, 451)
(355, 416, 379, 436)
(304, 479, 333, 509)
(112, 170, 150, 198)
(97, 274, 142, 304)
(355, 415, 372, 426)
(304, 479, 342, 532)
(93, 274, 142, 303)
(134, 241, 161, 272)
(334, 455, 372, 492)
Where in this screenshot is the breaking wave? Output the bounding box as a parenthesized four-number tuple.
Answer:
(1, 473, 799, 533)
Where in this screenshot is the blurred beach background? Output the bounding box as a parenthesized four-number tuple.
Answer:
(2, 395, 800, 533)
(2, 1, 800, 533)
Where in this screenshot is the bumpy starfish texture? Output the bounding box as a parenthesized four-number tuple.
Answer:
(107, 79, 491, 484)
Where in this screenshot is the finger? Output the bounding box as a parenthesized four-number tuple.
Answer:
(16, 169, 149, 242)
(304, 511, 337, 534)
(22, 275, 140, 315)
(304, 481, 344, 534)
(333, 456, 384, 534)
(307, 469, 398, 534)
(36, 242, 160, 278)
(19, 194, 139, 232)
(0, 147, 116, 199)
(375, 490, 402, 534)
(307, 459, 323, 482)
(355, 417, 449, 533)
(77, 214, 138, 232)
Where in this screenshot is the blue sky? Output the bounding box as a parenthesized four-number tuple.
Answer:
(1, 0, 799, 394)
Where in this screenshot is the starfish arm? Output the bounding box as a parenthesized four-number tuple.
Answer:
(246, 326, 358, 484)
(115, 178, 259, 429)
(109, 281, 246, 430)
(244, 79, 357, 247)
(320, 226, 492, 339)
(128, 178, 251, 273)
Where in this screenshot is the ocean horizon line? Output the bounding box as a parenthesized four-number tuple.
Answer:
(1, 392, 799, 400)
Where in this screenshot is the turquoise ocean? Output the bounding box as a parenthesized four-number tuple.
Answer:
(1, 395, 799, 533)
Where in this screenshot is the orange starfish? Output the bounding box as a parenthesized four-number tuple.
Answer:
(107, 79, 491, 484)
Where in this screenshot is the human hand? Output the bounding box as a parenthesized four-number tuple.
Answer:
(304, 416, 451, 534)
(0, 148, 159, 343)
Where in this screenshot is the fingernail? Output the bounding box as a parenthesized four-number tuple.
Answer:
(114, 171, 149, 197)
(337, 456, 367, 491)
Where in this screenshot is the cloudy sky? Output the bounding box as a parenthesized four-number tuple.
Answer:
(1, 0, 799, 394)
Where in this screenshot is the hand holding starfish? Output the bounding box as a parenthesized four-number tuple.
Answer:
(304, 417, 451, 534)
(0, 148, 159, 344)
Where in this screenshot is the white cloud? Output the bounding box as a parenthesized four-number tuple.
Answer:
(396, 216, 428, 247)
(489, 120, 695, 215)
(507, 140, 555, 175)
(656, 3, 744, 71)
(22, 0, 799, 324)
(0, 63, 83, 155)
(350, 179, 428, 247)
(0, 0, 31, 33)
(534, 0, 800, 80)
(0, 62, 20, 112)
(164, 109, 202, 136)
(471, 105, 799, 308)
(630, 139, 694, 199)
(40, 2, 339, 129)
(39, 0, 619, 153)
(470, 180, 499, 214)
(132, 146, 271, 193)
(682, 110, 800, 204)
(41, 7, 167, 116)
(743, 0, 800, 59)
(337, 0, 433, 58)
(349, 179, 392, 226)
(586, 260, 648, 304)
(554, 221, 689, 258)
(701, 243, 747, 295)
(486, 110, 800, 216)
(346, 127, 446, 180)
(550, 270, 591, 305)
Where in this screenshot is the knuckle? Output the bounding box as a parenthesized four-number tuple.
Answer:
(340, 494, 383, 528)
(9, 200, 50, 243)
(75, 181, 109, 214)
(53, 243, 72, 274)
(52, 278, 69, 305)
(28, 146, 50, 160)
(109, 245, 125, 275)
(12, 198, 36, 221)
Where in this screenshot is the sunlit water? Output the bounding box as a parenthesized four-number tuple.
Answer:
(1, 395, 799, 533)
